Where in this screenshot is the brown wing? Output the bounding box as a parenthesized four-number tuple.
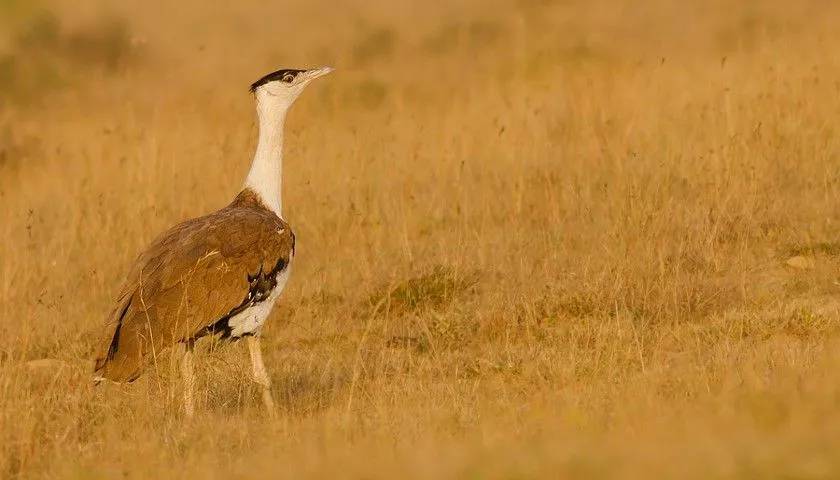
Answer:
(93, 192, 294, 382)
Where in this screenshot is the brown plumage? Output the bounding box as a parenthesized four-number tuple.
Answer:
(93, 189, 294, 382)
(94, 66, 332, 417)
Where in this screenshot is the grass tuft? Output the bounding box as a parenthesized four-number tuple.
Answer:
(367, 266, 478, 315)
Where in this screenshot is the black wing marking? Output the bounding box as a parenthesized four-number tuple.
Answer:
(198, 257, 289, 340)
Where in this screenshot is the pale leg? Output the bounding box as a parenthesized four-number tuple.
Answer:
(181, 340, 196, 418)
(246, 335, 276, 417)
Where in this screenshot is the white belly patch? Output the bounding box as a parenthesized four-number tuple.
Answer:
(226, 263, 291, 338)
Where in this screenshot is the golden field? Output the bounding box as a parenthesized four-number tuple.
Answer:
(3, 0, 840, 477)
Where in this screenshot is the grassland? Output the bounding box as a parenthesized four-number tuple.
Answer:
(3, 0, 840, 478)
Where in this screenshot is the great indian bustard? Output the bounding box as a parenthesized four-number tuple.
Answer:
(93, 66, 333, 417)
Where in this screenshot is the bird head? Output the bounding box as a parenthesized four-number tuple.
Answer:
(250, 66, 333, 108)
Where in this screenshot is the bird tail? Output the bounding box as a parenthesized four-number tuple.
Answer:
(92, 294, 145, 383)
(93, 348, 144, 383)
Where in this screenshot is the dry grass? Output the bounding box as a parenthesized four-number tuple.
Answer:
(4, 0, 840, 478)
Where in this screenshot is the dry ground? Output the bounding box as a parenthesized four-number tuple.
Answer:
(3, 0, 840, 478)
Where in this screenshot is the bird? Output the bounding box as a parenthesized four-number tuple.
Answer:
(93, 66, 333, 417)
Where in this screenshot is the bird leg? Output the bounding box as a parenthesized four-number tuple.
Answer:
(246, 335, 276, 417)
(181, 339, 196, 418)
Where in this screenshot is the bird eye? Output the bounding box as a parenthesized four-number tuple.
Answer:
(281, 74, 295, 83)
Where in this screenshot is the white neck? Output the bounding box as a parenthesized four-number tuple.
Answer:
(244, 98, 288, 217)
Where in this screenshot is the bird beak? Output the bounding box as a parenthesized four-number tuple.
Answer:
(306, 66, 334, 81)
